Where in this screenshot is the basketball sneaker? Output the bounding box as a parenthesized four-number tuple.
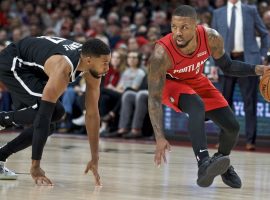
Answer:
(221, 165, 242, 188)
(0, 111, 20, 131)
(0, 161, 18, 180)
(0, 111, 10, 131)
(197, 153, 230, 187)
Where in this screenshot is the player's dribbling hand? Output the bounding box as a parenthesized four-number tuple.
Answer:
(30, 166, 53, 186)
(263, 65, 270, 75)
(85, 159, 102, 186)
(155, 138, 171, 167)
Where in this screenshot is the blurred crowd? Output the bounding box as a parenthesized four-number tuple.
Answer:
(1, 0, 270, 141)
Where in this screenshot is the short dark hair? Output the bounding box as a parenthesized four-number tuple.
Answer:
(172, 5, 197, 20)
(81, 38, 111, 57)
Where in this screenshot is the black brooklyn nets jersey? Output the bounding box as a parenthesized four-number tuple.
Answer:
(15, 36, 82, 82)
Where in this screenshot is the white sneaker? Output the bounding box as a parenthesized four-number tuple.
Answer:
(72, 115, 85, 126)
(0, 161, 18, 180)
(0, 125, 5, 131)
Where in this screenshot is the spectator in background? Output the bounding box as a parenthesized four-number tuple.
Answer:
(0, 41, 11, 112)
(101, 51, 145, 137)
(263, 10, 270, 36)
(146, 25, 161, 45)
(107, 12, 120, 26)
(111, 72, 149, 139)
(29, 24, 42, 37)
(258, 1, 269, 18)
(107, 22, 122, 48)
(0, 41, 6, 52)
(134, 12, 147, 32)
(86, 16, 99, 38)
(43, 27, 57, 37)
(212, 0, 269, 150)
(151, 10, 170, 35)
(95, 18, 109, 45)
(73, 50, 126, 129)
(72, 22, 85, 38)
(120, 16, 131, 29)
(58, 77, 85, 133)
(11, 27, 23, 42)
(0, 0, 11, 28)
(196, 0, 214, 14)
(213, 0, 226, 9)
(128, 37, 143, 52)
(115, 26, 133, 48)
(0, 29, 8, 42)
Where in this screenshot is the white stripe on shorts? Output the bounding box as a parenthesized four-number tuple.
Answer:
(11, 57, 43, 97)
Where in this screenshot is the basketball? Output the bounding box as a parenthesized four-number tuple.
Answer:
(259, 72, 270, 102)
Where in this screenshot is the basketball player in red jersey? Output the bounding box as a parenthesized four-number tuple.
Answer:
(148, 5, 270, 188)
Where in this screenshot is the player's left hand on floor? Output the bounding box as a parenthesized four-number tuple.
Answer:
(30, 166, 53, 186)
(85, 160, 102, 186)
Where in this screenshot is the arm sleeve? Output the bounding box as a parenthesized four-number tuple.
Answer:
(213, 53, 257, 77)
(32, 100, 56, 160)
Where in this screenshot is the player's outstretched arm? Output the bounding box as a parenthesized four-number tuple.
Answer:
(83, 72, 102, 186)
(148, 44, 171, 167)
(206, 27, 270, 76)
(31, 55, 70, 186)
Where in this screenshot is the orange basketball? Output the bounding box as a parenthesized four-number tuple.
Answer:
(259, 72, 270, 102)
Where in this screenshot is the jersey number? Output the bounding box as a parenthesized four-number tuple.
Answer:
(38, 36, 66, 44)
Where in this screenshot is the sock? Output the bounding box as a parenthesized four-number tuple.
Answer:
(196, 150, 210, 166)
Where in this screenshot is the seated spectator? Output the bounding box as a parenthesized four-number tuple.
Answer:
(57, 77, 85, 132)
(0, 81, 12, 112)
(100, 51, 145, 136)
(108, 74, 149, 138)
(0, 42, 11, 112)
(72, 50, 125, 128)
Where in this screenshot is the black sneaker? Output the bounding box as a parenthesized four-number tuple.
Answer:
(221, 165, 242, 188)
(0, 111, 18, 131)
(197, 153, 230, 187)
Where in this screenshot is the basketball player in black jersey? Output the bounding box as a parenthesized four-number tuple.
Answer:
(0, 36, 111, 186)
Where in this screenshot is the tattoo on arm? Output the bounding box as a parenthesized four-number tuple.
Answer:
(206, 28, 225, 59)
(148, 44, 171, 140)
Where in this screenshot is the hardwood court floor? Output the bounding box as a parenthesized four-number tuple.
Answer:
(0, 133, 270, 200)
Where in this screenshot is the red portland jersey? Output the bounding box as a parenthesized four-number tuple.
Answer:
(158, 25, 210, 80)
(157, 25, 228, 112)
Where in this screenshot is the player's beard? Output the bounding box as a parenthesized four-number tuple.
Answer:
(89, 69, 101, 79)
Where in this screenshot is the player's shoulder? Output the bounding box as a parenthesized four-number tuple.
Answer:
(153, 43, 167, 59)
